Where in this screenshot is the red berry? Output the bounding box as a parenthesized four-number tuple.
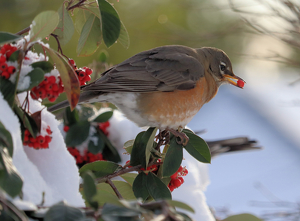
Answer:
(237, 79, 245, 88)
(48, 76, 56, 84)
(170, 173, 177, 179)
(0, 56, 6, 63)
(52, 84, 59, 91)
(83, 75, 91, 82)
(45, 83, 53, 91)
(1, 71, 10, 79)
(46, 127, 52, 135)
(7, 66, 15, 74)
(48, 96, 56, 102)
(85, 68, 93, 75)
(33, 142, 40, 149)
(178, 177, 184, 184)
(69, 59, 75, 65)
(45, 135, 52, 143)
(37, 135, 45, 144)
(63, 126, 69, 132)
(173, 178, 182, 188)
(0, 63, 7, 71)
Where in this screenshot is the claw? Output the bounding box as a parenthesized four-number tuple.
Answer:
(168, 128, 189, 146)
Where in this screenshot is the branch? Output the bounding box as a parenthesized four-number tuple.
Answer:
(106, 178, 123, 199)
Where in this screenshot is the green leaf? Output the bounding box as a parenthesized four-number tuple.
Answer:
(14, 106, 39, 138)
(222, 213, 263, 221)
(31, 61, 54, 73)
(100, 130, 121, 163)
(146, 172, 171, 200)
(21, 67, 45, 92)
(78, 105, 96, 121)
(0, 121, 13, 156)
(93, 111, 113, 123)
(144, 127, 157, 168)
(65, 121, 90, 146)
(93, 185, 121, 206)
(120, 173, 137, 186)
(77, 14, 101, 57)
(53, 4, 75, 46)
(79, 160, 121, 178)
(183, 129, 211, 163)
(177, 212, 194, 221)
(88, 133, 105, 154)
(0, 32, 22, 45)
(44, 201, 85, 221)
(132, 172, 149, 201)
(166, 200, 195, 213)
(41, 46, 80, 110)
(98, 0, 121, 47)
(111, 180, 136, 200)
(163, 137, 183, 177)
(74, 9, 91, 34)
(0, 148, 23, 198)
(82, 171, 98, 209)
(118, 21, 130, 49)
(130, 131, 145, 167)
(102, 204, 140, 219)
(64, 107, 79, 126)
(123, 139, 134, 155)
(8, 50, 21, 62)
(29, 11, 59, 42)
(0, 77, 16, 107)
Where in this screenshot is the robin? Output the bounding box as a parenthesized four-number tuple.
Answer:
(48, 45, 245, 144)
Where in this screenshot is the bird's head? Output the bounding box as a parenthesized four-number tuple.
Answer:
(200, 47, 245, 88)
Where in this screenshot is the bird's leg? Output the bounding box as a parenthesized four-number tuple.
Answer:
(167, 127, 189, 146)
(155, 130, 170, 150)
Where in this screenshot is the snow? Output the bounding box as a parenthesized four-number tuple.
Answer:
(0, 92, 84, 207)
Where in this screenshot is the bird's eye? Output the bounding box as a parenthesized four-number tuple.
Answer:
(220, 64, 226, 72)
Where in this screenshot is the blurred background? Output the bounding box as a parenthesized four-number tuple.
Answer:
(1, 0, 300, 219)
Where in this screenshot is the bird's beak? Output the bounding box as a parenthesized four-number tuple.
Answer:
(223, 74, 245, 89)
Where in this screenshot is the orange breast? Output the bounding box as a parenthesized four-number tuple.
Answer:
(137, 76, 218, 129)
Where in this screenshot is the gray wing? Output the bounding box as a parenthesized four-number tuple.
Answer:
(81, 45, 204, 93)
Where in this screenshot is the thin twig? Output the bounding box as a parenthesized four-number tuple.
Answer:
(106, 178, 123, 199)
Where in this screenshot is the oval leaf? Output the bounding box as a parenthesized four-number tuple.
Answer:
(29, 11, 59, 42)
(31, 61, 54, 73)
(93, 111, 113, 123)
(118, 21, 130, 49)
(65, 121, 90, 146)
(183, 129, 211, 163)
(53, 4, 75, 46)
(130, 131, 146, 167)
(88, 134, 105, 154)
(120, 173, 137, 186)
(0, 121, 13, 156)
(74, 9, 91, 34)
(0, 32, 22, 45)
(163, 137, 183, 177)
(43, 47, 80, 110)
(98, 0, 121, 47)
(0, 77, 15, 107)
(0, 148, 23, 198)
(223, 213, 263, 221)
(44, 202, 85, 221)
(23, 67, 45, 92)
(132, 172, 149, 201)
(144, 127, 157, 168)
(82, 171, 98, 209)
(77, 14, 101, 56)
(79, 160, 121, 177)
(146, 172, 171, 200)
(166, 200, 195, 213)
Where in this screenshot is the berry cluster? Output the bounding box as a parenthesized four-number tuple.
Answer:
(98, 121, 110, 136)
(67, 147, 104, 166)
(23, 125, 52, 149)
(69, 59, 93, 86)
(0, 44, 17, 79)
(168, 165, 188, 192)
(30, 75, 64, 102)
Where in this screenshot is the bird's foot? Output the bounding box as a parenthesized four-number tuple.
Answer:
(155, 130, 170, 147)
(168, 128, 189, 146)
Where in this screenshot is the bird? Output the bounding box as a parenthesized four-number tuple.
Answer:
(48, 45, 245, 144)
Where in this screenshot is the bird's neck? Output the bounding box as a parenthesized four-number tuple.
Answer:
(203, 70, 219, 103)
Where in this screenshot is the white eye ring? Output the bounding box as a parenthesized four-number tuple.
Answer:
(220, 62, 226, 72)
